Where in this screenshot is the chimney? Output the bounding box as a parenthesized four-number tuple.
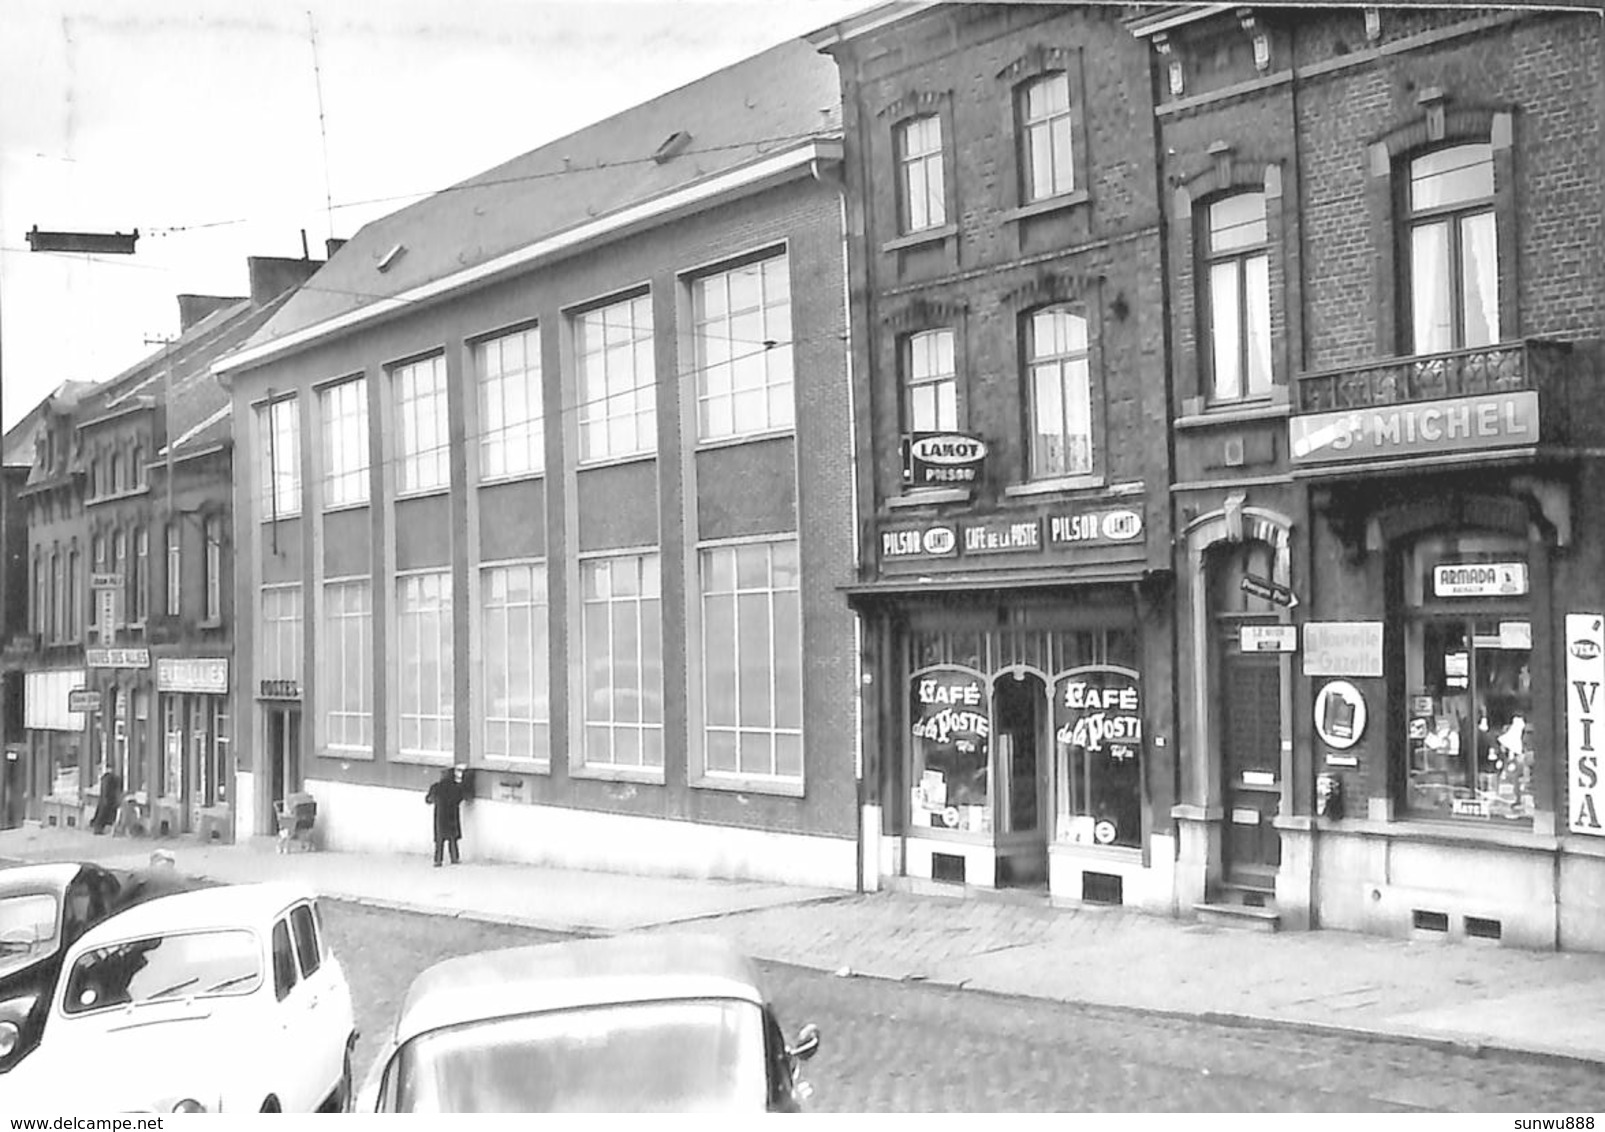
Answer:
(325, 237, 347, 258)
(247, 255, 324, 306)
(176, 294, 244, 331)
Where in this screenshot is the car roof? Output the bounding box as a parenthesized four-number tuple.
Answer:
(0, 862, 101, 897)
(71, 882, 315, 949)
(393, 934, 768, 1046)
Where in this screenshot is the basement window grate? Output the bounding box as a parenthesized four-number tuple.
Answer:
(931, 852, 966, 884)
(1412, 909, 1449, 933)
(1082, 871, 1123, 906)
(1465, 916, 1503, 940)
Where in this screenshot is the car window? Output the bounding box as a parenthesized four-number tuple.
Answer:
(61, 878, 93, 942)
(271, 919, 298, 1001)
(763, 1009, 792, 1110)
(311, 900, 329, 960)
(62, 929, 261, 1013)
(85, 871, 115, 922)
(289, 905, 320, 978)
(0, 893, 60, 975)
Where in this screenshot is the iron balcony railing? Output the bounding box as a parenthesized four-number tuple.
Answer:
(1294, 339, 1573, 415)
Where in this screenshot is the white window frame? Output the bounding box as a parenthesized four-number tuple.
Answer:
(475, 327, 544, 481)
(692, 255, 793, 441)
(322, 577, 373, 755)
(259, 584, 303, 683)
(699, 538, 803, 785)
(479, 560, 549, 766)
(396, 571, 454, 760)
(393, 355, 450, 495)
(1205, 192, 1273, 403)
(320, 376, 370, 508)
(579, 553, 662, 771)
(576, 294, 655, 463)
(904, 328, 958, 433)
(1019, 71, 1075, 202)
(1025, 306, 1094, 481)
(1407, 143, 1500, 354)
(258, 397, 301, 519)
(897, 115, 946, 233)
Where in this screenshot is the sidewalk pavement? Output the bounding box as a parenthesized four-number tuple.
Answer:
(4, 823, 1603, 1068)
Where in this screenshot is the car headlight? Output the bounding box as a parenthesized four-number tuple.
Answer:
(170, 1099, 208, 1114)
(0, 1021, 20, 1059)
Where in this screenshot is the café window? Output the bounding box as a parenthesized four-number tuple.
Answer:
(1400, 532, 1534, 824)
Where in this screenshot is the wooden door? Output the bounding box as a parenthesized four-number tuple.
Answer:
(1220, 648, 1282, 887)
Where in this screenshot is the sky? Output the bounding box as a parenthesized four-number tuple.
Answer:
(0, 0, 869, 432)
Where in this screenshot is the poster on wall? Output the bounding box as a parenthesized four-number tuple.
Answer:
(1313, 680, 1367, 750)
(910, 669, 991, 833)
(1566, 613, 1605, 835)
(1052, 666, 1142, 849)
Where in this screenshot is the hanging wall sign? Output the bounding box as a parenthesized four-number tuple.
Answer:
(1433, 562, 1529, 598)
(1566, 613, 1604, 836)
(1314, 679, 1367, 750)
(902, 432, 988, 488)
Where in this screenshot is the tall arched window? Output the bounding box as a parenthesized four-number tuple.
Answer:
(1025, 306, 1092, 480)
(1407, 144, 1499, 354)
(1203, 192, 1272, 402)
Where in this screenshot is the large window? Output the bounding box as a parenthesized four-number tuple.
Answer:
(476, 327, 544, 480)
(394, 356, 450, 494)
(259, 585, 303, 684)
(897, 115, 946, 233)
(581, 554, 662, 769)
(904, 329, 957, 434)
(204, 517, 222, 622)
(1205, 192, 1272, 402)
(258, 397, 301, 519)
(133, 529, 148, 624)
(480, 562, 549, 762)
(1018, 72, 1074, 202)
(1400, 531, 1533, 824)
(700, 541, 802, 781)
(165, 525, 181, 617)
(576, 295, 655, 462)
(323, 579, 372, 752)
(693, 255, 793, 440)
(1025, 307, 1092, 480)
(397, 572, 453, 758)
(1408, 144, 1499, 354)
(321, 377, 369, 507)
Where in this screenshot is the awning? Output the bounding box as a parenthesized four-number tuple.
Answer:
(840, 564, 1156, 601)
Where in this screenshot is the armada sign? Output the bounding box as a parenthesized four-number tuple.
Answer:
(902, 432, 988, 487)
(1289, 391, 1538, 465)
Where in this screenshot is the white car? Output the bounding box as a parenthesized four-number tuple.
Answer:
(5, 881, 356, 1113)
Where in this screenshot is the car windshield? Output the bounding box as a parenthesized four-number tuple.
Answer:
(390, 997, 768, 1113)
(63, 929, 262, 1013)
(0, 894, 60, 974)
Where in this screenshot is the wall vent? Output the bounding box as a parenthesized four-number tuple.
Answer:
(1412, 909, 1449, 932)
(1082, 871, 1124, 905)
(931, 852, 966, 884)
(1465, 916, 1503, 940)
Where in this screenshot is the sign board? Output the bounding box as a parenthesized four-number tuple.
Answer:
(67, 688, 102, 714)
(157, 657, 229, 694)
(90, 573, 124, 590)
(85, 647, 149, 669)
(963, 518, 1042, 555)
(259, 679, 302, 701)
(881, 525, 958, 561)
(1241, 573, 1298, 608)
(1433, 562, 1529, 598)
(1302, 622, 1383, 677)
(1566, 613, 1604, 836)
(902, 432, 988, 488)
(96, 590, 119, 637)
(1046, 508, 1144, 549)
(1052, 666, 1142, 850)
(1289, 390, 1539, 465)
(1241, 625, 1298, 653)
(1314, 679, 1367, 750)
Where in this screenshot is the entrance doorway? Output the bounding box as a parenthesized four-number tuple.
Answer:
(265, 707, 301, 822)
(992, 670, 1046, 887)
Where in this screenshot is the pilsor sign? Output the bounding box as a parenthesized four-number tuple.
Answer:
(903, 432, 988, 488)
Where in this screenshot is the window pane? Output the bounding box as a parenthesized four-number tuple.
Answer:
(1410, 145, 1494, 211)
(1210, 261, 1243, 401)
(1209, 193, 1267, 252)
(1244, 253, 1272, 396)
(1460, 211, 1499, 348)
(1411, 221, 1454, 354)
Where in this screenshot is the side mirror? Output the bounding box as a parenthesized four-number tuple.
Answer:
(786, 1022, 820, 1062)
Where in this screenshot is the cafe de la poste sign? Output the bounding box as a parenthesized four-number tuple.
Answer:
(903, 432, 988, 487)
(1290, 390, 1538, 465)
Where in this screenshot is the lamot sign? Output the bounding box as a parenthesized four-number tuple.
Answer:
(903, 432, 988, 487)
(1289, 391, 1538, 465)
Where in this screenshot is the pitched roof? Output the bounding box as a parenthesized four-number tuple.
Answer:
(232, 36, 841, 363)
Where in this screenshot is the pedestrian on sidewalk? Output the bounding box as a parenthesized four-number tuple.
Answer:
(426, 766, 464, 867)
(90, 769, 122, 835)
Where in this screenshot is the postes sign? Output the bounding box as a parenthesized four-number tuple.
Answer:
(902, 432, 988, 488)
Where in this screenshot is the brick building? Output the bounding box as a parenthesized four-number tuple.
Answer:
(212, 41, 861, 887)
(1131, 3, 1605, 947)
(811, 4, 1179, 908)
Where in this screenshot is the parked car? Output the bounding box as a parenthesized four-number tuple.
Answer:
(5, 881, 356, 1112)
(0, 862, 125, 1075)
(357, 934, 820, 1112)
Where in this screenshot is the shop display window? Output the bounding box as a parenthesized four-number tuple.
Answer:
(909, 667, 991, 834)
(1400, 533, 1534, 823)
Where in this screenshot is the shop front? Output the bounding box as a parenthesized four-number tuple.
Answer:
(852, 505, 1176, 912)
(155, 657, 232, 841)
(24, 668, 87, 828)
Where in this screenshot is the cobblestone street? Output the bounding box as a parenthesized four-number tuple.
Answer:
(322, 900, 1605, 1112)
